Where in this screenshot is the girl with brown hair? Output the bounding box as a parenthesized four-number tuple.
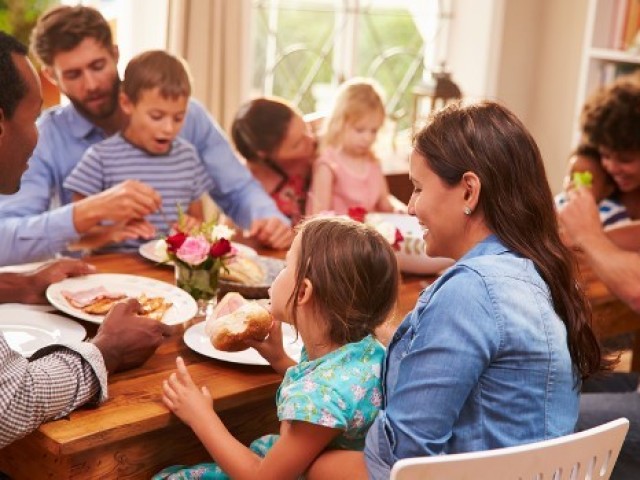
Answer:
(155, 216, 399, 479)
(231, 97, 316, 225)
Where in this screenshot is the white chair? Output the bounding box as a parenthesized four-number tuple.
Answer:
(390, 418, 629, 480)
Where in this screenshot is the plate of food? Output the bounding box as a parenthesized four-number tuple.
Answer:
(46, 273, 198, 325)
(0, 305, 86, 357)
(184, 322, 302, 366)
(184, 293, 302, 365)
(218, 255, 285, 299)
(138, 239, 257, 265)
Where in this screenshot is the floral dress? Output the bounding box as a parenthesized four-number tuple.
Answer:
(154, 335, 384, 479)
(271, 174, 309, 226)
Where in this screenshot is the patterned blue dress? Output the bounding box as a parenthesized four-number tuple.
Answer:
(154, 334, 384, 479)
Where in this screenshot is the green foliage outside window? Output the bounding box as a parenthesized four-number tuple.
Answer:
(0, 0, 56, 47)
(252, 3, 425, 131)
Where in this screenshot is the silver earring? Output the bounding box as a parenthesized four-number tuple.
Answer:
(464, 206, 472, 216)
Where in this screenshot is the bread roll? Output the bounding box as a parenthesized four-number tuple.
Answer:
(205, 300, 272, 352)
(221, 256, 266, 285)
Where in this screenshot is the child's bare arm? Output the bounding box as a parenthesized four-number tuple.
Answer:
(246, 320, 296, 375)
(68, 192, 156, 250)
(307, 163, 334, 215)
(375, 176, 400, 213)
(163, 357, 340, 480)
(68, 220, 155, 251)
(176, 200, 205, 233)
(71, 192, 86, 203)
(187, 199, 205, 221)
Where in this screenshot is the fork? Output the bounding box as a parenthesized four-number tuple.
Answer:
(158, 206, 172, 234)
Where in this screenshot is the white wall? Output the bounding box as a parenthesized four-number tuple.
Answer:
(526, 0, 588, 193)
(447, 0, 588, 193)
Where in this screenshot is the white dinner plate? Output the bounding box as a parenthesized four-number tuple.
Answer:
(46, 273, 198, 325)
(184, 321, 303, 366)
(138, 239, 257, 265)
(0, 305, 86, 357)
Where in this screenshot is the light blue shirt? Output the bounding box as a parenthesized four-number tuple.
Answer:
(365, 235, 579, 479)
(0, 99, 288, 265)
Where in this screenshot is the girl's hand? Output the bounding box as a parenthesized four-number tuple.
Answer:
(245, 320, 295, 374)
(162, 356, 214, 427)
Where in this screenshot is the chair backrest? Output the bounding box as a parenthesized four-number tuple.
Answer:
(390, 418, 629, 480)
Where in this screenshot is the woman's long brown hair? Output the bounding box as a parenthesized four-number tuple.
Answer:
(414, 101, 609, 379)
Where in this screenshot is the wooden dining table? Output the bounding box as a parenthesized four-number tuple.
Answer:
(0, 249, 638, 479)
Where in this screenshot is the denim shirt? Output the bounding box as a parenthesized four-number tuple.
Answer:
(0, 99, 288, 265)
(365, 235, 579, 479)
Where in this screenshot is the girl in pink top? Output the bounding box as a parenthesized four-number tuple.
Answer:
(307, 78, 396, 215)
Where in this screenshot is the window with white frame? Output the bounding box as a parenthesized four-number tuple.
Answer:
(250, 0, 445, 142)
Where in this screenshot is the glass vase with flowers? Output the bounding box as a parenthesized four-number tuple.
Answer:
(155, 214, 235, 317)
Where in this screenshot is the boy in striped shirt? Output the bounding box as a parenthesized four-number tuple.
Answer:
(64, 50, 212, 253)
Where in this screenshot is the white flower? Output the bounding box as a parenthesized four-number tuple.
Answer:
(319, 409, 338, 427)
(352, 384, 367, 401)
(154, 239, 169, 260)
(211, 224, 235, 240)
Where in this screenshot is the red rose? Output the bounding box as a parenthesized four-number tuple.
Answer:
(166, 231, 187, 253)
(393, 228, 404, 251)
(348, 206, 367, 223)
(210, 238, 232, 258)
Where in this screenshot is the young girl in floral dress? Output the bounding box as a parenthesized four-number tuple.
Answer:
(153, 216, 399, 479)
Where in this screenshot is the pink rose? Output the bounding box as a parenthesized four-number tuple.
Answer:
(210, 238, 232, 258)
(176, 235, 210, 266)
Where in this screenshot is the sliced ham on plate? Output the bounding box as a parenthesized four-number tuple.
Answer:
(61, 286, 126, 309)
(210, 292, 248, 320)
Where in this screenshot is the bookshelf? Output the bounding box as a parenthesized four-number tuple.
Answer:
(575, 0, 640, 136)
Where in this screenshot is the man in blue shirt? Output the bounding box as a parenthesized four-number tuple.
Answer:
(0, 5, 293, 265)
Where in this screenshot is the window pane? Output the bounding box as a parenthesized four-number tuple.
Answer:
(251, 0, 441, 132)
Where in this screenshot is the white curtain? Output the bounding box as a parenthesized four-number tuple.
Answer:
(166, 0, 251, 132)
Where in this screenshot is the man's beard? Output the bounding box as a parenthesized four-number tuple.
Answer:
(69, 77, 121, 121)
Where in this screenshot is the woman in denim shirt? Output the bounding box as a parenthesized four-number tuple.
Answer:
(307, 102, 607, 479)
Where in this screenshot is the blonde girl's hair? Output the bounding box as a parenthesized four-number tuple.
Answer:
(288, 216, 399, 345)
(322, 78, 386, 150)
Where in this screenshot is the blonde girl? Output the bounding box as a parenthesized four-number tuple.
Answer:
(307, 78, 396, 215)
(154, 216, 399, 480)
